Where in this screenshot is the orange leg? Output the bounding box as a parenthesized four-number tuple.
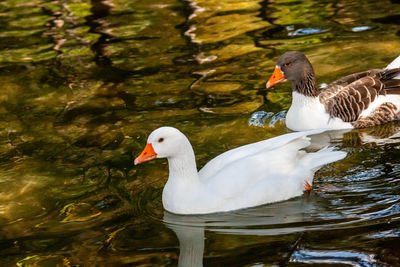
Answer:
(304, 181, 312, 192)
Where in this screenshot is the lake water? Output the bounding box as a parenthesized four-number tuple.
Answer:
(0, 0, 400, 266)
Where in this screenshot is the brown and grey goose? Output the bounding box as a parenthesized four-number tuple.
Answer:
(266, 51, 400, 131)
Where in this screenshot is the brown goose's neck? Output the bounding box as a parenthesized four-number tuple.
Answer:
(292, 71, 319, 97)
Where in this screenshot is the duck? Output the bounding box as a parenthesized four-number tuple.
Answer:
(134, 127, 346, 214)
(266, 51, 400, 131)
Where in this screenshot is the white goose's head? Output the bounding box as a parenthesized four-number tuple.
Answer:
(134, 127, 188, 165)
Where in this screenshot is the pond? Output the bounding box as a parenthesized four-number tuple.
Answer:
(0, 0, 400, 265)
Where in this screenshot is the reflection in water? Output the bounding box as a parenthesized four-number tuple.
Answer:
(164, 213, 205, 267)
(309, 122, 400, 149)
(163, 196, 317, 237)
(0, 0, 400, 265)
(163, 175, 400, 265)
(163, 199, 316, 266)
(250, 114, 400, 148)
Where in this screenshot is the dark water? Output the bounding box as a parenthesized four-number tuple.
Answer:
(0, 0, 400, 266)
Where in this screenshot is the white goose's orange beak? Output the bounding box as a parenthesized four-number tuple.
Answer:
(134, 143, 157, 165)
(266, 66, 286, 88)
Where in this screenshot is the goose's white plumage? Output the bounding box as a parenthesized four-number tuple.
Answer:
(386, 55, 400, 71)
(135, 127, 346, 214)
(285, 92, 353, 131)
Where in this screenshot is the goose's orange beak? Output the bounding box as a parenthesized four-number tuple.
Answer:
(134, 143, 157, 165)
(266, 66, 286, 88)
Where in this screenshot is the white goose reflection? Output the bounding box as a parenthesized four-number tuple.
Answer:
(163, 190, 388, 266)
(163, 197, 319, 267)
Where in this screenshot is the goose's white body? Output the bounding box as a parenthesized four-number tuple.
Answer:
(137, 127, 346, 214)
(285, 55, 400, 132)
(286, 92, 353, 131)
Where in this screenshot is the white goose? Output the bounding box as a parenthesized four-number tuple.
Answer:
(134, 127, 346, 214)
(266, 52, 400, 131)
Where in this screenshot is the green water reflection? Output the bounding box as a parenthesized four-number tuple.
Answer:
(0, 0, 399, 265)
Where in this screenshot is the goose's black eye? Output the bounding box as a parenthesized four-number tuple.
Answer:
(158, 138, 164, 143)
(284, 62, 291, 67)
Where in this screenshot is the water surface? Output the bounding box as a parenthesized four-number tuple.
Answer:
(0, 0, 400, 265)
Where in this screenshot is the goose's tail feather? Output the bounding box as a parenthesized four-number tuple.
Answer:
(379, 68, 400, 94)
(386, 55, 400, 70)
(304, 146, 347, 172)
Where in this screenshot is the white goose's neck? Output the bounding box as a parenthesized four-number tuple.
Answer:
(291, 91, 319, 106)
(163, 139, 200, 214)
(167, 151, 199, 183)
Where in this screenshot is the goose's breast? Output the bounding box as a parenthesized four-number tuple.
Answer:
(286, 92, 353, 131)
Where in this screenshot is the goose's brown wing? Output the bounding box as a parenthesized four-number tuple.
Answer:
(329, 69, 381, 87)
(320, 68, 400, 122)
(319, 69, 380, 103)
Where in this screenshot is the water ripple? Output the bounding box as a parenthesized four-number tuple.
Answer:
(352, 26, 372, 32)
(248, 110, 286, 127)
(290, 249, 377, 266)
(287, 27, 329, 36)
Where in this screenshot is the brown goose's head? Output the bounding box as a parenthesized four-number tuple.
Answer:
(266, 51, 315, 88)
